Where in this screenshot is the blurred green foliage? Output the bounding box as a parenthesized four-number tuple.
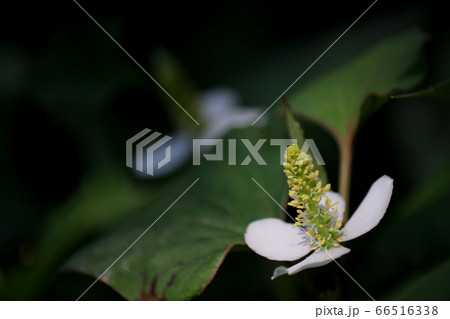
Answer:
(0, 0, 449, 300)
(393, 78, 450, 98)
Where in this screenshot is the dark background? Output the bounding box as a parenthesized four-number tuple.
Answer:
(1, 0, 449, 300)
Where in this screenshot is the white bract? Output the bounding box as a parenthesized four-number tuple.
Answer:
(198, 88, 266, 139)
(137, 88, 264, 179)
(245, 145, 393, 279)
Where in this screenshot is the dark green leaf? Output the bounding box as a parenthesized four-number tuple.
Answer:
(284, 97, 305, 144)
(392, 78, 450, 98)
(3, 169, 153, 299)
(289, 29, 427, 143)
(152, 49, 201, 131)
(385, 258, 450, 300)
(284, 99, 327, 184)
(66, 128, 286, 300)
(391, 163, 450, 223)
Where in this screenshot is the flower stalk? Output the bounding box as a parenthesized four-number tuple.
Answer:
(338, 138, 353, 223)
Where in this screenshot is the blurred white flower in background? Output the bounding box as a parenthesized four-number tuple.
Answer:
(136, 87, 265, 178)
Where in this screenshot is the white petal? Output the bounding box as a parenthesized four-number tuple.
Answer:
(245, 218, 311, 261)
(320, 191, 346, 222)
(341, 175, 394, 241)
(271, 246, 351, 279)
(198, 88, 266, 139)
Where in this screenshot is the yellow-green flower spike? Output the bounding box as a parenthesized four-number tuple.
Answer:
(283, 145, 343, 250)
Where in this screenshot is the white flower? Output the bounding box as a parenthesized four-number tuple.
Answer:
(198, 88, 266, 139)
(245, 175, 393, 279)
(137, 87, 263, 179)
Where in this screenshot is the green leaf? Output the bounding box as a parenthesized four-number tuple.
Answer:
(391, 163, 450, 223)
(284, 99, 327, 184)
(65, 128, 286, 300)
(2, 170, 153, 299)
(289, 29, 427, 144)
(385, 258, 450, 300)
(284, 97, 305, 144)
(152, 49, 201, 131)
(392, 78, 450, 98)
(37, 170, 154, 267)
